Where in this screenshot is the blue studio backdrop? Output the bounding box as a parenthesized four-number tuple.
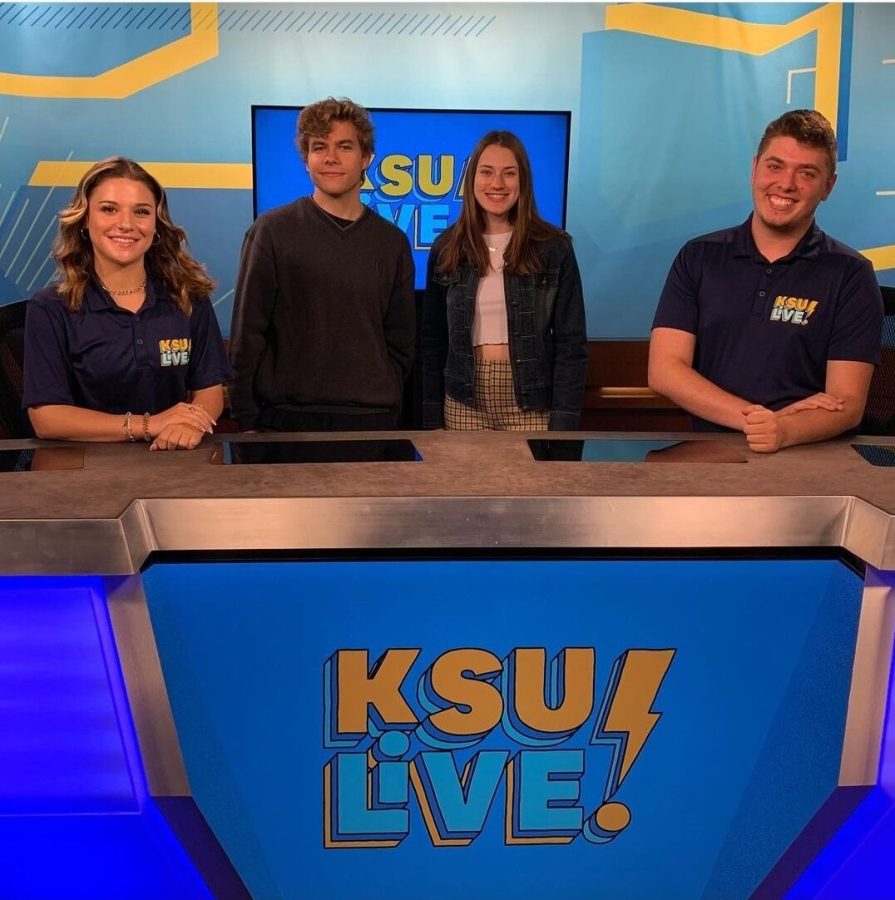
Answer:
(0, 3, 893, 336)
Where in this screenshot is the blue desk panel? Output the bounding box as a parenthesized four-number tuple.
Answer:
(142, 558, 864, 899)
(0, 577, 213, 900)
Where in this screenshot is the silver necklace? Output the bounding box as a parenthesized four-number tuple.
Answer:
(486, 233, 510, 253)
(101, 277, 147, 296)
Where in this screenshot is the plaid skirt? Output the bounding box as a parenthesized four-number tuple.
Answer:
(444, 359, 549, 431)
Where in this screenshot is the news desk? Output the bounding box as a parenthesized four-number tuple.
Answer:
(0, 431, 893, 900)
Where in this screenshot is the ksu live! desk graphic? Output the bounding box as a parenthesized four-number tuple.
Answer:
(139, 557, 863, 898)
(322, 646, 675, 849)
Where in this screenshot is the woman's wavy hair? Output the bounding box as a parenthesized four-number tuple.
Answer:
(53, 156, 215, 313)
(436, 130, 565, 277)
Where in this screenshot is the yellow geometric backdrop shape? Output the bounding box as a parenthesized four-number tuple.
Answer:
(12, 3, 892, 273)
(0, 3, 218, 99)
(29, 160, 251, 191)
(605, 3, 843, 128)
(604, 2, 893, 272)
(861, 246, 895, 272)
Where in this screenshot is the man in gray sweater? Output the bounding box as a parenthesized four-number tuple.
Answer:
(229, 97, 416, 431)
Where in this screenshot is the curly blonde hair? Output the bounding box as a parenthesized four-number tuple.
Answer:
(53, 156, 216, 313)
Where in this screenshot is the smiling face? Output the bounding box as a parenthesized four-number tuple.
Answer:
(473, 143, 520, 232)
(85, 176, 156, 277)
(750, 136, 836, 246)
(305, 119, 371, 207)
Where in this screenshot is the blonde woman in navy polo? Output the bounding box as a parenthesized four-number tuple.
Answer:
(24, 157, 232, 450)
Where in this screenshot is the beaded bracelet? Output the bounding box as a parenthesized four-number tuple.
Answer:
(142, 412, 152, 442)
(124, 411, 136, 442)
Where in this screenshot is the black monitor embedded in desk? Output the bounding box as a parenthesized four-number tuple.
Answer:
(215, 439, 422, 465)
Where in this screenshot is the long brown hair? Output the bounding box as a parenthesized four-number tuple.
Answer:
(52, 156, 216, 313)
(436, 130, 565, 277)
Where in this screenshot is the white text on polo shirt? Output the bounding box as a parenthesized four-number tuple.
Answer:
(159, 337, 191, 366)
(770, 295, 819, 326)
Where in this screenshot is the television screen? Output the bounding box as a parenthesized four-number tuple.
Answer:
(251, 107, 571, 290)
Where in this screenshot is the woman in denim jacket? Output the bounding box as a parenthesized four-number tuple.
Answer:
(422, 131, 587, 431)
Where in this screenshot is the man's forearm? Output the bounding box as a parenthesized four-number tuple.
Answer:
(227, 341, 262, 429)
(230, 231, 276, 429)
(775, 404, 863, 449)
(649, 360, 750, 431)
(764, 360, 875, 451)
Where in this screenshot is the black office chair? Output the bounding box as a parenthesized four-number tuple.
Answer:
(0, 299, 34, 439)
(860, 285, 895, 436)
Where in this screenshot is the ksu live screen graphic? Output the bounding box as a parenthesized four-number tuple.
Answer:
(251, 107, 571, 290)
(323, 645, 674, 848)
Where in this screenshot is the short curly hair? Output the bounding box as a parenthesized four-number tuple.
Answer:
(296, 97, 374, 162)
(756, 109, 837, 177)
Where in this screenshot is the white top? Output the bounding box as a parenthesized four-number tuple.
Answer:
(472, 231, 511, 347)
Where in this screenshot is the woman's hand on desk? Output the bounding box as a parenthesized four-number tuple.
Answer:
(147, 401, 216, 451)
(150, 422, 206, 451)
(148, 402, 216, 438)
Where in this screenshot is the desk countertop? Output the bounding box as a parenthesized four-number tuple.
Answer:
(1, 431, 893, 574)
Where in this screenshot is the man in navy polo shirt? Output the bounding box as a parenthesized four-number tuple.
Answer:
(648, 109, 883, 453)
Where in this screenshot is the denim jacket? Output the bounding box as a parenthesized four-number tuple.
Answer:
(421, 231, 588, 430)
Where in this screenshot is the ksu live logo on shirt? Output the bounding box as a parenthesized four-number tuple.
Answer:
(770, 295, 819, 326)
(159, 337, 191, 367)
(322, 646, 675, 849)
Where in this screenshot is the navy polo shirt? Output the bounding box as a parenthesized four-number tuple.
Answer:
(652, 217, 883, 424)
(23, 277, 232, 415)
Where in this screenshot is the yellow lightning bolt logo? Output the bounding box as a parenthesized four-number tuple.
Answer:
(591, 649, 676, 796)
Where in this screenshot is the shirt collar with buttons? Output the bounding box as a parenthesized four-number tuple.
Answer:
(733, 215, 823, 263)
